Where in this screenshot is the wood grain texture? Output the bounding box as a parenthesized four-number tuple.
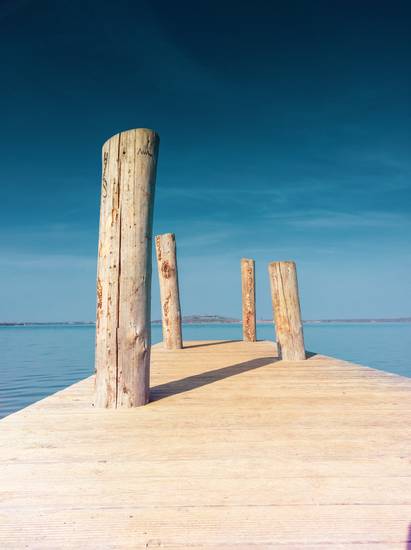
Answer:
(241, 258, 256, 342)
(269, 261, 306, 361)
(155, 233, 183, 349)
(1, 340, 411, 548)
(95, 128, 159, 408)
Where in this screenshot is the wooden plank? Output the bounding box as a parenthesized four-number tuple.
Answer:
(1, 340, 410, 548)
(155, 233, 183, 349)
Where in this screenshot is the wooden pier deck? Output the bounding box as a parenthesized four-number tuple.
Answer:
(1, 340, 411, 548)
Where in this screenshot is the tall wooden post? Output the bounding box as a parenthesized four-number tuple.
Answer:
(241, 258, 256, 342)
(94, 128, 159, 408)
(155, 233, 183, 349)
(268, 261, 306, 361)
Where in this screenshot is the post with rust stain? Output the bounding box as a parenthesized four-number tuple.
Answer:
(268, 261, 306, 361)
(155, 233, 183, 349)
(94, 128, 160, 408)
(241, 258, 256, 342)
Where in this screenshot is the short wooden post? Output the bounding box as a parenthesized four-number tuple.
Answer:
(94, 128, 160, 408)
(241, 258, 256, 342)
(155, 233, 183, 349)
(268, 261, 306, 360)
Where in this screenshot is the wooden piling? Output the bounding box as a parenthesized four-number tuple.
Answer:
(268, 261, 306, 360)
(94, 128, 159, 407)
(241, 258, 256, 342)
(155, 233, 183, 349)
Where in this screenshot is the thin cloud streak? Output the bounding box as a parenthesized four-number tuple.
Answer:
(271, 210, 411, 229)
(0, 253, 95, 269)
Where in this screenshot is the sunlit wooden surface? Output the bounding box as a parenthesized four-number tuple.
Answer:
(1, 340, 410, 548)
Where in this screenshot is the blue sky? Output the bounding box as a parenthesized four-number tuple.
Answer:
(1, 0, 410, 321)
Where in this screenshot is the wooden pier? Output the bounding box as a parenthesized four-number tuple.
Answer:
(1, 339, 411, 548)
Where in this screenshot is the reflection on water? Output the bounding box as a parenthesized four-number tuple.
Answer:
(0, 323, 409, 419)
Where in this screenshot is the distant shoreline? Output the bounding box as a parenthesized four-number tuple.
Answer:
(1, 317, 410, 327)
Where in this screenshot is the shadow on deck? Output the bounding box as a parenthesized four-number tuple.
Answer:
(151, 355, 277, 401)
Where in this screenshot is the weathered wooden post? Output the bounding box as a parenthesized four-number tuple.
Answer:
(155, 233, 183, 349)
(94, 128, 159, 408)
(241, 258, 256, 342)
(268, 261, 306, 360)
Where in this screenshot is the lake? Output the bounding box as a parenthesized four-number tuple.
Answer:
(0, 323, 409, 419)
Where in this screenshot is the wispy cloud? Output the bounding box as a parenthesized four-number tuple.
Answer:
(0, 253, 95, 270)
(156, 179, 336, 211)
(157, 183, 286, 204)
(264, 209, 410, 229)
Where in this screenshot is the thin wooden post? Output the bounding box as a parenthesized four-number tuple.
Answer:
(268, 261, 306, 361)
(241, 258, 256, 342)
(94, 128, 159, 408)
(155, 233, 183, 349)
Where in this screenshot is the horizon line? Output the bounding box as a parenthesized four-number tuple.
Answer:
(1, 316, 410, 326)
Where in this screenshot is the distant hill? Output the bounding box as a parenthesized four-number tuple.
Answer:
(152, 315, 240, 324)
(152, 316, 411, 324)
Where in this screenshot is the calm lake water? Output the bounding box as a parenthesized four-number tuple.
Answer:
(0, 323, 409, 419)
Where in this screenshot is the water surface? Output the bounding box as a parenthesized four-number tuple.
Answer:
(0, 323, 409, 419)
